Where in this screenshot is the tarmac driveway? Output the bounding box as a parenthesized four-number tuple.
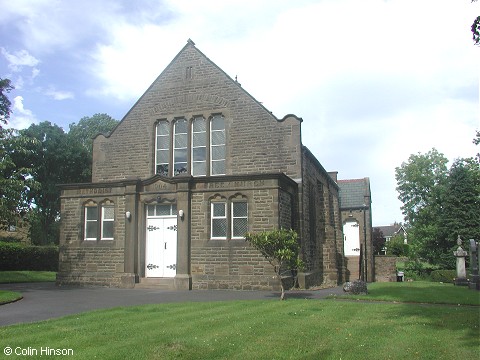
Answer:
(0, 282, 344, 327)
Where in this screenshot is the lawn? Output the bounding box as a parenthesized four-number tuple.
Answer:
(0, 290, 22, 304)
(336, 281, 480, 305)
(0, 271, 56, 305)
(0, 282, 479, 360)
(0, 271, 56, 283)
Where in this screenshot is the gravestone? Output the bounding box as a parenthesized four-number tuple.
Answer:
(468, 239, 480, 291)
(453, 236, 468, 286)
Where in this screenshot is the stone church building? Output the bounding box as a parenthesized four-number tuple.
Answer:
(57, 40, 371, 290)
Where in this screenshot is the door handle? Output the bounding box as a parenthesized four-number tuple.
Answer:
(165, 243, 167, 249)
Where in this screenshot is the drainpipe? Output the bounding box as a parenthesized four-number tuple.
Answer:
(363, 204, 368, 282)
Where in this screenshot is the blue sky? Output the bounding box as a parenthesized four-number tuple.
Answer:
(0, 0, 478, 226)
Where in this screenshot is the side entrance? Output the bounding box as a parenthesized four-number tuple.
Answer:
(343, 220, 360, 281)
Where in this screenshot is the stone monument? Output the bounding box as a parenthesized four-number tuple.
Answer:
(453, 236, 468, 286)
(468, 239, 480, 290)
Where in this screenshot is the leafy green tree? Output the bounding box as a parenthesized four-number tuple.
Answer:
(0, 78, 38, 229)
(0, 78, 14, 128)
(395, 148, 448, 226)
(473, 16, 480, 45)
(0, 129, 38, 229)
(385, 234, 408, 257)
(17, 122, 90, 244)
(396, 146, 480, 269)
(372, 227, 386, 255)
(474, 130, 480, 163)
(436, 158, 480, 268)
(473, 1, 480, 45)
(67, 113, 118, 179)
(245, 229, 303, 300)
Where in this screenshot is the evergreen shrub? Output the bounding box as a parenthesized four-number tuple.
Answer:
(430, 270, 456, 283)
(0, 242, 58, 271)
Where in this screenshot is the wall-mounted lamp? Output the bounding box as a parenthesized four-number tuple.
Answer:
(178, 210, 184, 220)
(125, 211, 131, 220)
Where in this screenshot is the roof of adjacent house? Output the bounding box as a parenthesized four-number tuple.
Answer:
(337, 178, 371, 209)
(376, 223, 407, 238)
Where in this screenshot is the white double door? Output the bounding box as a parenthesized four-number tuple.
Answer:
(145, 217, 177, 277)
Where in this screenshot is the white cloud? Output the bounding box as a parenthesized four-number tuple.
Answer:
(10, 96, 37, 129)
(1, 48, 39, 72)
(44, 87, 74, 101)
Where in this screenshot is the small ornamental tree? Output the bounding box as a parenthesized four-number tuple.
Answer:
(386, 234, 409, 257)
(372, 227, 386, 255)
(245, 228, 303, 300)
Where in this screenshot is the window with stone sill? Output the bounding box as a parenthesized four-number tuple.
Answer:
(231, 201, 248, 239)
(211, 201, 227, 239)
(101, 205, 114, 240)
(210, 198, 248, 240)
(84, 205, 98, 241)
(83, 201, 115, 241)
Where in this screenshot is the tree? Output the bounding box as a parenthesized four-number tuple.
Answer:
(0, 78, 39, 229)
(17, 122, 90, 244)
(395, 148, 448, 226)
(372, 227, 386, 255)
(67, 113, 118, 179)
(474, 130, 480, 162)
(473, 1, 480, 45)
(0, 129, 38, 229)
(385, 234, 408, 257)
(436, 158, 480, 267)
(396, 146, 480, 268)
(0, 78, 14, 128)
(245, 229, 303, 300)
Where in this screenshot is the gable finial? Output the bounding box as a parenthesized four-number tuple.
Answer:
(187, 38, 195, 45)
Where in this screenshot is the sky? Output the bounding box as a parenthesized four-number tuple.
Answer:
(0, 0, 478, 226)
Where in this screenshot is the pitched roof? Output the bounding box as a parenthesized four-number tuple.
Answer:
(338, 178, 371, 209)
(376, 224, 407, 237)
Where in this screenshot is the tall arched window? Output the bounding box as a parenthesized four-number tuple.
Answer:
(174, 119, 188, 176)
(155, 120, 170, 176)
(192, 117, 206, 176)
(210, 115, 225, 175)
(154, 114, 226, 177)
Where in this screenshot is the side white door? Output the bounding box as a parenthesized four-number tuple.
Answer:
(343, 221, 360, 256)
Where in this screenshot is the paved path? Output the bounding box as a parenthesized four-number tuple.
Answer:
(0, 283, 344, 327)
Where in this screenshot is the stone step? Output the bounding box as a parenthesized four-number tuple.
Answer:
(345, 255, 361, 282)
(135, 277, 175, 290)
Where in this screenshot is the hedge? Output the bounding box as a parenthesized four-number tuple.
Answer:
(0, 242, 58, 271)
(430, 270, 456, 283)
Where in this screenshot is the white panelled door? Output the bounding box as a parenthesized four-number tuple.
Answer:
(145, 217, 177, 277)
(343, 221, 361, 256)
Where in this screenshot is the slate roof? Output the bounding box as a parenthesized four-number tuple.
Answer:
(376, 224, 407, 238)
(338, 178, 371, 209)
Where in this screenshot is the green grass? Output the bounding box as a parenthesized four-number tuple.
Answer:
(1, 282, 479, 359)
(336, 281, 480, 305)
(0, 271, 56, 283)
(0, 290, 22, 304)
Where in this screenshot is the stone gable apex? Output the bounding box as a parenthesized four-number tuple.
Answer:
(114, 39, 298, 126)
